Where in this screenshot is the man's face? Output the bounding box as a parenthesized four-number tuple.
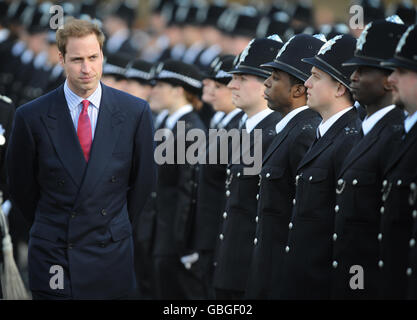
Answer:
(304, 66, 338, 112)
(263, 70, 292, 111)
(60, 34, 103, 98)
(350, 66, 388, 106)
(212, 81, 233, 112)
(202, 78, 215, 104)
(389, 67, 417, 115)
(227, 74, 265, 112)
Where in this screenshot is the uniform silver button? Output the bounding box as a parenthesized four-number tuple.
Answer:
(413, 210, 417, 219)
(266, 173, 270, 178)
(213, 262, 218, 267)
(380, 206, 385, 214)
(333, 233, 337, 241)
(410, 238, 416, 248)
(293, 198, 296, 205)
(256, 194, 259, 200)
(237, 172, 241, 177)
(285, 246, 290, 253)
(335, 205, 340, 213)
(411, 182, 417, 190)
(382, 180, 388, 187)
(289, 222, 293, 230)
(332, 261, 338, 268)
(338, 179, 344, 185)
(254, 238, 258, 245)
(378, 233, 383, 241)
(309, 176, 313, 181)
(226, 190, 230, 197)
(397, 179, 402, 186)
(223, 212, 227, 219)
(407, 268, 412, 276)
(378, 260, 384, 268)
(227, 169, 230, 175)
(352, 179, 358, 185)
(255, 216, 258, 223)
(219, 234, 224, 240)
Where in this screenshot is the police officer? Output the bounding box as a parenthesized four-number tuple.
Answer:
(149, 59, 207, 299)
(380, 24, 417, 300)
(279, 34, 361, 299)
(330, 18, 407, 300)
(188, 54, 244, 299)
(245, 34, 324, 299)
(212, 36, 283, 300)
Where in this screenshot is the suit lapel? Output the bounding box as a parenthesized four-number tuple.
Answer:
(41, 85, 86, 187)
(384, 123, 417, 175)
(74, 84, 125, 207)
(297, 108, 357, 170)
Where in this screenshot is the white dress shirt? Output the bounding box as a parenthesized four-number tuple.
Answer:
(64, 80, 102, 139)
(245, 108, 274, 133)
(165, 104, 193, 130)
(218, 108, 242, 129)
(405, 110, 417, 134)
(318, 107, 353, 137)
(275, 106, 309, 134)
(362, 105, 396, 136)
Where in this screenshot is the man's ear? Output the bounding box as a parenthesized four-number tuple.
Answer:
(58, 51, 65, 67)
(383, 75, 394, 92)
(335, 82, 347, 98)
(292, 84, 306, 98)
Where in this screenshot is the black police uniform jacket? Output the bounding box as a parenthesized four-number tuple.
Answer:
(279, 107, 362, 299)
(379, 119, 417, 299)
(212, 111, 282, 292)
(245, 108, 321, 299)
(191, 110, 244, 252)
(152, 111, 206, 257)
(331, 107, 404, 299)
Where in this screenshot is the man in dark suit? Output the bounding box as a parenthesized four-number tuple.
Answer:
(331, 19, 407, 300)
(212, 37, 283, 300)
(279, 34, 362, 299)
(380, 23, 417, 300)
(245, 34, 324, 299)
(6, 18, 156, 300)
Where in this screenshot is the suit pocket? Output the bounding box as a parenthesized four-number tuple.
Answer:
(110, 219, 132, 242)
(30, 222, 64, 242)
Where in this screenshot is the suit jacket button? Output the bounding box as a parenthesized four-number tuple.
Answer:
(407, 268, 412, 276)
(410, 238, 416, 248)
(255, 216, 258, 223)
(226, 190, 230, 197)
(285, 246, 290, 253)
(101, 209, 107, 216)
(266, 173, 270, 178)
(256, 194, 259, 200)
(223, 212, 227, 219)
(219, 234, 224, 240)
(352, 179, 358, 186)
(397, 179, 402, 186)
(68, 243, 73, 249)
(253, 238, 258, 245)
(378, 233, 383, 241)
(237, 172, 241, 178)
(111, 176, 117, 183)
(380, 206, 385, 214)
(332, 261, 338, 268)
(333, 233, 337, 241)
(338, 179, 344, 186)
(413, 210, 417, 219)
(289, 222, 293, 230)
(382, 180, 388, 187)
(378, 260, 384, 268)
(227, 169, 231, 175)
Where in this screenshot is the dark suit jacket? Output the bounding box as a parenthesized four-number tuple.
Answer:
(212, 111, 282, 292)
(408, 169, 417, 300)
(0, 96, 14, 198)
(279, 108, 362, 299)
(331, 107, 404, 299)
(379, 121, 417, 299)
(245, 108, 321, 299)
(152, 111, 206, 257)
(6, 83, 156, 299)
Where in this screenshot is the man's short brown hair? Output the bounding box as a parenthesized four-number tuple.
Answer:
(56, 18, 105, 58)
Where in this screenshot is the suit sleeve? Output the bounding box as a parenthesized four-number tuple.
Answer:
(127, 102, 157, 224)
(6, 109, 39, 225)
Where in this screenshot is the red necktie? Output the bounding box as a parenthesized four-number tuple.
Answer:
(77, 99, 92, 162)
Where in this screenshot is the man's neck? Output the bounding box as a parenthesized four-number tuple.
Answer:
(364, 94, 394, 117)
(320, 102, 351, 123)
(245, 104, 269, 118)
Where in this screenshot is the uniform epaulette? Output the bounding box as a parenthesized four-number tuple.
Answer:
(0, 94, 12, 104)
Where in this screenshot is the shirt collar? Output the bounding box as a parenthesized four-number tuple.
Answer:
(275, 106, 309, 134)
(245, 108, 274, 133)
(64, 79, 102, 111)
(362, 104, 395, 136)
(405, 110, 417, 134)
(318, 107, 353, 137)
(218, 108, 242, 128)
(165, 104, 193, 130)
